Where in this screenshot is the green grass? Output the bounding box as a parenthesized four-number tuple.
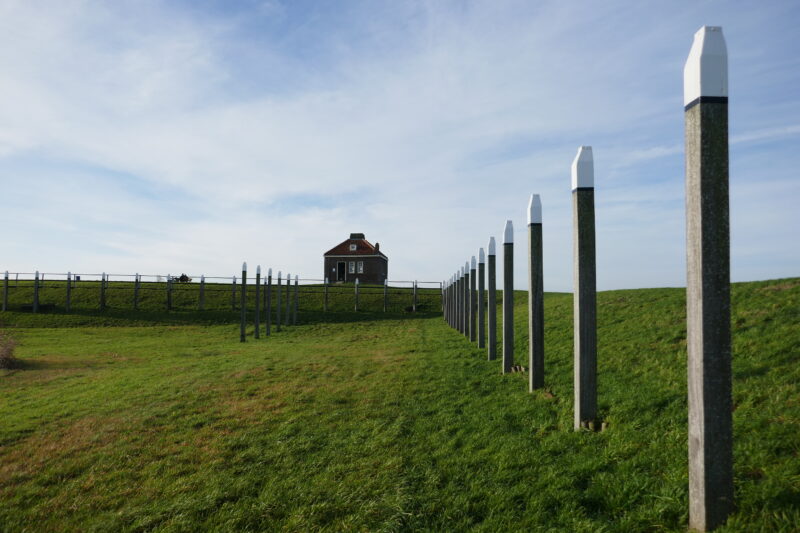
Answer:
(0, 278, 798, 531)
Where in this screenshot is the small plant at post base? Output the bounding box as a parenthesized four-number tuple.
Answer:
(0, 331, 18, 369)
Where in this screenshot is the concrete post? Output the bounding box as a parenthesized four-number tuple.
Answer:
(413, 280, 418, 312)
(478, 249, 486, 348)
(199, 275, 205, 311)
(33, 270, 40, 313)
(502, 221, 514, 373)
(469, 256, 477, 343)
(284, 273, 291, 326)
(324, 277, 329, 312)
(528, 194, 545, 391)
(254, 266, 261, 339)
(464, 262, 470, 338)
(384, 278, 388, 312)
(2, 271, 7, 312)
(240, 262, 247, 342)
(266, 269, 272, 336)
(354, 278, 360, 311)
(133, 273, 140, 310)
(685, 26, 733, 532)
(293, 275, 299, 325)
(100, 272, 106, 311)
(487, 237, 497, 361)
(572, 146, 597, 429)
(276, 272, 282, 332)
(65, 271, 72, 312)
(166, 273, 172, 311)
(456, 271, 461, 332)
(231, 276, 237, 311)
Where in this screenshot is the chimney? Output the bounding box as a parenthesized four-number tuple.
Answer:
(375, 242, 380, 252)
(349, 232, 365, 240)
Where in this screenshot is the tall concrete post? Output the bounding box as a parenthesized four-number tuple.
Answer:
(293, 275, 299, 325)
(66, 271, 72, 312)
(284, 272, 291, 326)
(478, 248, 486, 348)
(487, 237, 497, 361)
(572, 146, 597, 429)
(254, 266, 261, 339)
(276, 271, 282, 332)
(685, 26, 733, 532)
(240, 262, 247, 343)
(456, 269, 463, 333)
(469, 256, 477, 342)
(463, 263, 470, 338)
(528, 194, 545, 390)
(266, 269, 272, 336)
(502, 221, 514, 373)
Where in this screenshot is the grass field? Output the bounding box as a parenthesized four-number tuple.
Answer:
(1, 278, 798, 531)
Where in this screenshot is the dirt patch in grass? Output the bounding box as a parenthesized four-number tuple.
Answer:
(758, 280, 800, 292)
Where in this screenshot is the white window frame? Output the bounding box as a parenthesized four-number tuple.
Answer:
(357, 261, 364, 273)
(348, 261, 355, 274)
(349, 244, 357, 251)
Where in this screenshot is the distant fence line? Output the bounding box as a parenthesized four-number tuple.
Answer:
(1, 270, 443, 316)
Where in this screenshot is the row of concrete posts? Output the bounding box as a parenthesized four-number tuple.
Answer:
(443, 26, 733, 532)
(238, 263, 300, 343)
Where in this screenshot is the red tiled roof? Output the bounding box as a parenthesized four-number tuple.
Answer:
(324, 238, 387, 257)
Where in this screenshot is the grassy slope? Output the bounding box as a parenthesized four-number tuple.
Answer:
(0, 278, 798, 532)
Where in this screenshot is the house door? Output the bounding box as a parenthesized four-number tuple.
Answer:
(337, 262, 345, 282)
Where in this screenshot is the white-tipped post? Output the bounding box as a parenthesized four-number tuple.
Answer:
(256, 265, 261, 275)
(268, 268, 272, 276)
(487, 237, 497, 360)
(502, 221, 514, 373)
(479, 248, 485, 263)
(571, 146, 594, 190)
(684, 26, 727, 107)
(528, 194, 542, 225)
(471, 256, 476, 269)
(242, 262, 247, 272)
(488, 236, 496, 256)
(503, 220, 513, 244)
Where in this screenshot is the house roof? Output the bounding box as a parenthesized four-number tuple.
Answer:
(324, 237, 387, 258)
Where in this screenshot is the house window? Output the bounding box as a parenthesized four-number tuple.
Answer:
(357, 261, 364, 273)
(349, 262, 355, 274)
(349, 244, 357, 251)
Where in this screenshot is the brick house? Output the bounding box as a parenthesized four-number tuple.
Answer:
(323, 233, 388, 284)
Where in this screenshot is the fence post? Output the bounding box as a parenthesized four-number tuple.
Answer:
(133, 273, 140, 310)
(354, 278, 359, 312)
(502, 221, 514, 373)
(276, 271, 282, 332)
(2, 270, 8, 311)
(254, 266, 261, 339)
(231, 276, 237, 311)
(463, 262, 470, 338)
(478, 249, 486, 348)
(324, 277, 329, 312)
(383, 279, 388, 312)
(199, 275, 205, 310)
(413, 280, 418, 312)
(284, 272, 291, 326)
(528, 194, 545, 391)
(572, 146, 597, 429)
(65, 271, 72, 312)
(100, 272, 106, 311)
(33, 270, 40, 313)
(166, 273, 172, 311)
(487, 236, 497, 361)
(293, 275, 299, 325)
(266, 269, 272, 336)
(459, 267, 466, 334)
(685, 26, 733, 531)
(240, 262, 247, 342)
(469, 257, 477, 342)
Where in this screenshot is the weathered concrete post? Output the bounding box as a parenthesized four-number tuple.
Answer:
(463, 264, 469, 337)
(65, 271, 72, 312)
(354, 278, 360, 311)
(2, 271, 7, 312)
(254, 265, 261, 339)
(478, 249, 486, 348)
(266, 269, 272, 336)
(528, 194, 545, 390)
(240, 262, 247, 342)
(324, 277, 329, 312)
(450, 274, 456, 328)
(572, 145, 597, 429)
(487, 237, 497, 361)
(469, 256, 477, 342)
(33, 270, 40, 313)
(502, 221, 514, 373)
(284, 273, 291, 326)
(292, 275, 299, 325)
(100, 272, 107, 311)
(685, 26, 733, 532)
(198, 275, 205, 310)
(384, 278, 388, 312)
(413, 280, 418, 312)
(456, 270, 463, 333)
(276, 271, 282, 332)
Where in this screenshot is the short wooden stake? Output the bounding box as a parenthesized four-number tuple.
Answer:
(685, 26, 733, 531)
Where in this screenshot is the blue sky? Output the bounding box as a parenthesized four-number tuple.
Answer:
(1, 0, 798, 290)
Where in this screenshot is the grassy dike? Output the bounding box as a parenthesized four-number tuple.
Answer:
(0, 278, 798, 531)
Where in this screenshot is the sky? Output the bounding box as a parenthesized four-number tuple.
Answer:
(1, 0, 798, 291)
